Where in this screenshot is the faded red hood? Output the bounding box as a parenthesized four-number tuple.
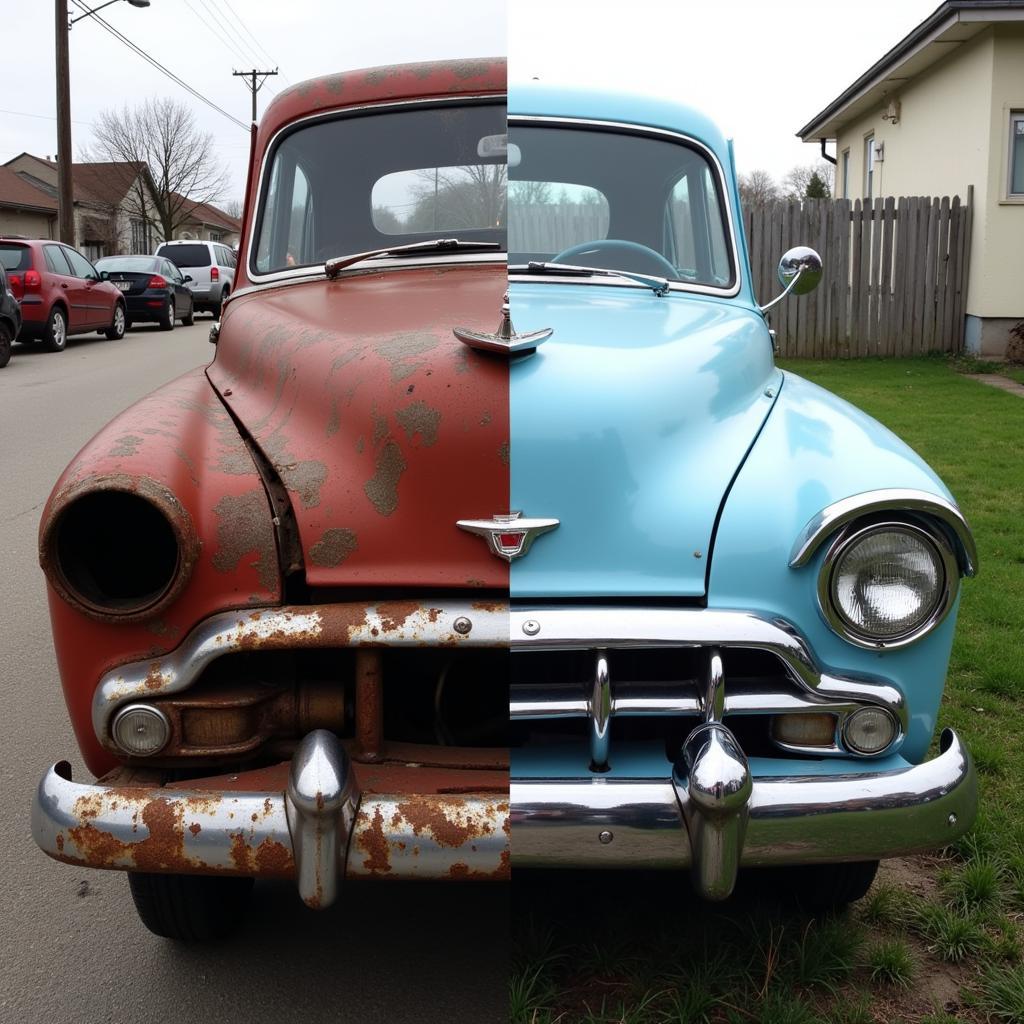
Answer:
(208, 265, 509, 590)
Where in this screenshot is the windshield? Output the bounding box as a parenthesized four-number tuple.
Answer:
(508, 123, 735, 291)
(253, 101, 507, 275)
(97, 257, 160, 273)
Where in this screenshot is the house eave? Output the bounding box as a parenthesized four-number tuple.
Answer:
(797, 2, 1024, 141)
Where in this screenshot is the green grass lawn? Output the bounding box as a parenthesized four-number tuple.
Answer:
(512, 357, 1024, 1024)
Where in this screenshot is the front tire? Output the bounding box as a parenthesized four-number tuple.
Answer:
(0, 323, 12, 368)
(158, 297, 175, 331)
(127, 872, 253, 942)
(771, 860, 879, 913)
(43, 306, 67, 352)
(105, 303, 126, 340)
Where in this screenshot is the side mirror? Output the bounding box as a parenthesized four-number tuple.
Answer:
(99, 271, 109, 281)
(183, 274, 193, 283)
(759, 246, 822, 313)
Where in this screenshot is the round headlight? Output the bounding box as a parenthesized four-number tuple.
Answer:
(112, 704, 171, 756)
(823, 523, 953, 646)
(843, 706, 898, 755)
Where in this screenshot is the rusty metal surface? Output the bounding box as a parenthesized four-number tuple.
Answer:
(210, 267, 509, 591)
(34, 760, 509, 888)
(355, 649, 383, 761)
(38, 369, 282, 776)
(92, 600, 508, 752)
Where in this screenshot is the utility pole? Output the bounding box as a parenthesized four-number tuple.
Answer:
(233, 68, 278, 125)
(55, 0, 75, 243)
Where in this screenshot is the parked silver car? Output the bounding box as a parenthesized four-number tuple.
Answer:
(153, 240, 235, 317)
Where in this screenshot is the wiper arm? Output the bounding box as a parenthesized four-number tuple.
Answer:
(325, 238, 501, 278)
(525, 261, 670, 297)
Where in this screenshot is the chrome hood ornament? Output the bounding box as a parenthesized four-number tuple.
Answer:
(456, 511, 559, 561)
(453, 292, 553, 356)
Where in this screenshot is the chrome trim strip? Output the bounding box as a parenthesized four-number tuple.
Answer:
(33, 758, 508, 896)
(510, 728, 976, 869)
(510, 607, 906, 728)
(789, 488, 978, 576)
(588, 650, 611, 770)
(92, 601, 508, 747)
(816, 519, 961, 651)
(507, 115, 743, 299)
(246, 95, 506, 286)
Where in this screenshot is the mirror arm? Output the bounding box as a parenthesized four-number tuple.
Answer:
(758, 267, 804, 315)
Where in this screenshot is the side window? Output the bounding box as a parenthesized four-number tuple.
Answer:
(44, 245, 72, 275)
(63, 247, 97, 279)
(164, 260, 181, 282)
(666, 166, 731, 285)
(256, 161, 314, 270)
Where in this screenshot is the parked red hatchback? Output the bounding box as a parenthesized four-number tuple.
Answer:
(0, 238, 126, 351)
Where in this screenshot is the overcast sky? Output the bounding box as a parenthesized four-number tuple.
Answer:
(0, 0, 940, 204)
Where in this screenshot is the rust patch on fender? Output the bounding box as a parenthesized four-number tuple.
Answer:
(211, 489, 278, 592)
(375, 332, 438, 382)
(108, 434, 143, 458)
(363, 441, 406, 516)
(395, 401, 441, 447)
(498, 441, 509, 466)
(309, 528, 358, 567)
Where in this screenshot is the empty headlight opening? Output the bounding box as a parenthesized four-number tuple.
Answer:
(818, 517, 960, 649)
(44, 487, 193, 620)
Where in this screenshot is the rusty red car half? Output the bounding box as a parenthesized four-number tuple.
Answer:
(32, 58, 511, 940)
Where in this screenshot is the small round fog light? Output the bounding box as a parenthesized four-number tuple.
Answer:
(772, 713, 838, 748)
(112, 704, 170, 756)
(842, 707, 898, 755)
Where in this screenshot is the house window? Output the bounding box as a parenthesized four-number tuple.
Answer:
(864, 134, 875, 199)
(130, 218, 146, 254)
(1011, 111, 1024, 197)
(209, 230, 222, 242)
(841, 149, 850, 199)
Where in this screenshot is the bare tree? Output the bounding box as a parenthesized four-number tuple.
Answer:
(781, 161, 835, 201)
(84, 98, 230, 242)
(738, 169, 780, 208)
(223, 199, 243, 220)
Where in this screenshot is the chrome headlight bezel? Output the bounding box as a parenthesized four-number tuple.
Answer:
(817, 518, 960, 650)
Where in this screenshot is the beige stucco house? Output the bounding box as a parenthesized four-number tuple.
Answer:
(798, 0, 1024, 356)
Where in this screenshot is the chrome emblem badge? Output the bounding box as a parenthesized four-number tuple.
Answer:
(453, 292, 553, 356)
(456, 511, 559, 562)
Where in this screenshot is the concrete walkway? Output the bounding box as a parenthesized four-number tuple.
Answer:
(967, 373, 1024, 397)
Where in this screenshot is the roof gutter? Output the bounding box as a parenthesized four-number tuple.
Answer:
(796, 2, 1024, 140)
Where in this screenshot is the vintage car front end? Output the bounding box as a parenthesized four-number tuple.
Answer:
(505, 84, 978, 904)
(32, 59, 512, 938)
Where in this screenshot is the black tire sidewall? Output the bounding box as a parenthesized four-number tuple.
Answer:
(45, 307, 67, 352)
(0, 324, 11, 368)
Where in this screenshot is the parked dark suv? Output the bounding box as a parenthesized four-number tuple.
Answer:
(0, 238, 126, 351)
(0, 261, 21, 368)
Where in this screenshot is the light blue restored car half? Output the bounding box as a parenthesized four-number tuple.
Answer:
(505, 82, 978, 905)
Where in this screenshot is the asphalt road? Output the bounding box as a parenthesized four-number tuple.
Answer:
(0, 320, 507, 1024)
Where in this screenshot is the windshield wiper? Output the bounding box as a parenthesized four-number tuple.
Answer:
(524, 261, 670, 297)
(325, 238, 502, 278)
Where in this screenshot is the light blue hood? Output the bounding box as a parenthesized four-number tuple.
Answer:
(509, 281, 780, 598)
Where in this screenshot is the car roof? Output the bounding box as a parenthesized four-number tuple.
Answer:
(509, 81, 733, 170)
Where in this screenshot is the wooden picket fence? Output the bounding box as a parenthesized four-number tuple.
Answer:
(744, 191, 973, 357)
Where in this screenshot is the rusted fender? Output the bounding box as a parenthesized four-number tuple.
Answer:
(210, 266, 509, 590)
(38, 369, 281, 776)
(33, 762, 509, 888)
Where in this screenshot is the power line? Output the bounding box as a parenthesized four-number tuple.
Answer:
(183, 0, 253, 67)
(0, 107, 92, 127)
(67, 0, 248, 131)
(196, 0, 266, 71)
(220, 0, 291, 85)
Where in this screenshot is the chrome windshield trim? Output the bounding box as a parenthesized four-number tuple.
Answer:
(506, 114, 743, 299)
(92, 600, 509, 747)
(510, 606, 905, 729)
(246, 94, 506, 286)
(789, 488, 978, 576)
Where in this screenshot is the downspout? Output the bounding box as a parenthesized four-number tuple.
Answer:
(820, 139, 837, 165)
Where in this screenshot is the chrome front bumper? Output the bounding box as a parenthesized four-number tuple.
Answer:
(33, 731, 509, 910)
(512, 728, 976, 899)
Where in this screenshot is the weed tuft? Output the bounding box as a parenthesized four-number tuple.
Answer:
(866, 937, 915, 987)
(977, 963, 1024, 1023)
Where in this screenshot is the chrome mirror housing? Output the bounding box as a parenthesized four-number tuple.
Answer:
(778, 246, 823, 295)
(760, 246, 823, 313)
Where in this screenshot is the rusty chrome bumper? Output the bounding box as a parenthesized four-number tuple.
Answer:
(33, 731, 509, 909)
(511, 728, 976, 899)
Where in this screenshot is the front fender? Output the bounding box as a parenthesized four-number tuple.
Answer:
(39, 367, 280, 776)
(708, 370, 967, 763)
